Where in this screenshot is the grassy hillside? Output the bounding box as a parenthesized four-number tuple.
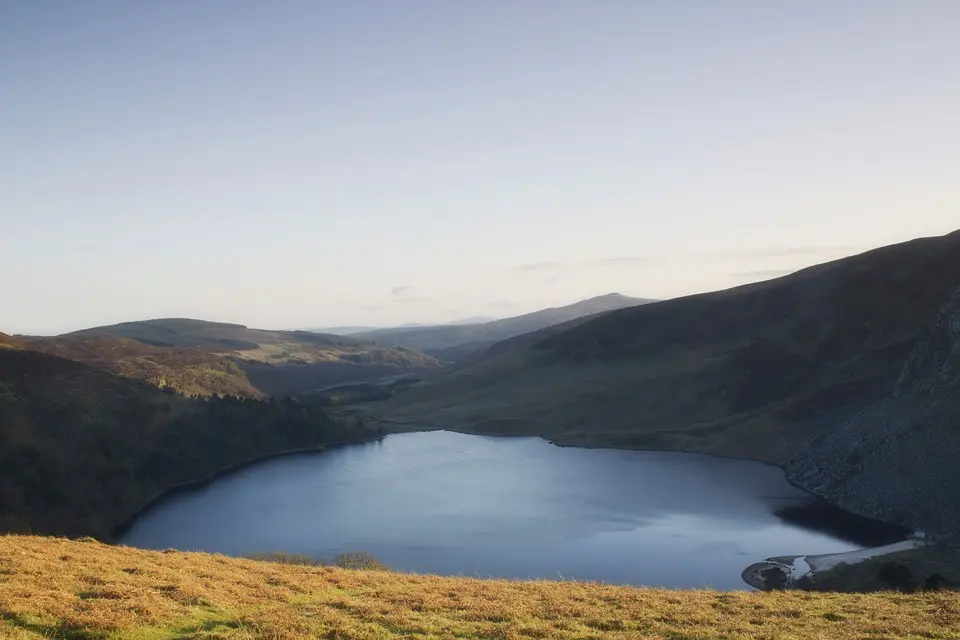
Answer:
(21, 336, 261, 398)
(68, 318, 263, 349)
(63, 318, 443, 396)
(0, 332, 21, 349)
(378, 230, 960, 463)
(1, 536, 957, 640)
(0, 348, 377, 540)
(353, 293, 654, 360)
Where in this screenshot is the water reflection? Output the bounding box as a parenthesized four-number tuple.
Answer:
(119, 431, 899, 589)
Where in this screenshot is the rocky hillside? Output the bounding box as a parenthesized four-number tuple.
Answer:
(378, 230, 960, 464)
(787, 287, 960, 537)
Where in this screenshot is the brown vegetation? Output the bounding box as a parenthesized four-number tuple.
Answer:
(1, 535, 958, 639)
(60, 318, 443, 396)
(23, 335, 261, 398)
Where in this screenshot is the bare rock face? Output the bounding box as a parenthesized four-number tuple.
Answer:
(787, 287, 960, 537)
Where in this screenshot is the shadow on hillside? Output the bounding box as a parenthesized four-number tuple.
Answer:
(773, 502, 908, 548)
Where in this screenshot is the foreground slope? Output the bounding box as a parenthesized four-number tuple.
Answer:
(64, 318, 442, 395)
(1, 536, 957, 640)
(353, 293, 654, 361)
(379, 231, 960, 464)
(0, 348, 375, 539)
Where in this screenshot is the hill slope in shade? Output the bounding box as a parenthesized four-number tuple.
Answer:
(1, 535, 957, 640)
(379, 231, 960, 469)
(63, 318, 442, 396)
(353, 293, 655, 360)
(0, 348, 376, 539)
(788, 285, 960, 535)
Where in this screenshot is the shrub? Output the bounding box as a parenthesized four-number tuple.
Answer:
(333, 551, 390, 571)
(244, 552, 319, 566)
(244, 550, 389, 571)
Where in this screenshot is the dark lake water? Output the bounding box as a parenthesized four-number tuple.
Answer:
(119, 431, 901, 589)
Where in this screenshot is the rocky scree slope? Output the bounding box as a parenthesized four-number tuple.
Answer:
(787, 286, 960, 538)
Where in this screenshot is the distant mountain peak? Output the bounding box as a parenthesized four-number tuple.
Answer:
(348, 293, 655, 361)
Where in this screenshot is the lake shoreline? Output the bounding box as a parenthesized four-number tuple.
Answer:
(118, 427, 910, 590)
(109, 433, 385, 542)
(376, 421, 913, 588)
(378, 420, 907, 527)
(742, 540, 927, 590)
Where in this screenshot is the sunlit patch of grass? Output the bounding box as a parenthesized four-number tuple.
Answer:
(1, 535, 959, 639)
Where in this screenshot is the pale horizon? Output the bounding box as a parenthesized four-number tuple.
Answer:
(3, 2, 958, 335)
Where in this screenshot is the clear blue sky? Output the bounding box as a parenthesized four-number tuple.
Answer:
(2, 1, 958, 334)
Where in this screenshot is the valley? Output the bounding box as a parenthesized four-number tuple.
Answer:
(349, 293, 654, 361)
(375, 232, 960, 489)
(5, 3, 958, 636)
(19, 319, 441, 399)
(1, 231, 958, 639)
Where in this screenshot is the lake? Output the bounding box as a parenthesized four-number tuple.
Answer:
(119, 430, 902, 589)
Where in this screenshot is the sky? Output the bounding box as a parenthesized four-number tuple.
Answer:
(2, 1, 958, 334)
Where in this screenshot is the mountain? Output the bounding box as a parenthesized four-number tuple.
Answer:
(787, 285, 960, 536)
(444, 316, 500, 325)
(0, 347, 377, 539)
(306, 325, 382, 336)
(307, 318, 500, 335)
(378, 231, 960, 476)
(69, 318, 355, 350)
(353, 293, 655, 361)
(60, 318, 442, 396)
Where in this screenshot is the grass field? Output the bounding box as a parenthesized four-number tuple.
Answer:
(1, 536, 959, 639)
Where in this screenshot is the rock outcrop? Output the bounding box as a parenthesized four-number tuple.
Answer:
(787, 287, 960, 537)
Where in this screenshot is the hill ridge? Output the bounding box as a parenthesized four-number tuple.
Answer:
(41, 318, 444, 397)
(0, 347, 377, 539)
(378, 229, 960, 514)
(352, 293, 655, 361)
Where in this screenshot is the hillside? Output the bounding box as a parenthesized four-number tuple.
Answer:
(353, 293, 654, 361)
(788, 285, 960, 535)
(0, 348, 377, 539)
(21, 335, 261, 398)
(378, 231, 960, 469)
(1, 536, 957, 640)
(0, 332, 21, 349)
(64, 318, 443, 396)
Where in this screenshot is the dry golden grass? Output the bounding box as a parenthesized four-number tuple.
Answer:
(1, 536, 959, 639)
